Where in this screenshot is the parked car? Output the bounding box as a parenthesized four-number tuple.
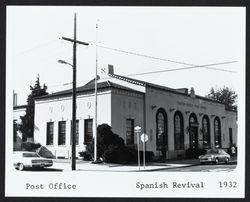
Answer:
(198, 149, 230, 164)
(13, 151, 53, 170)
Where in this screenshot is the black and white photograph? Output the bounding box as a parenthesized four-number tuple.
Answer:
(6, 6, 245, 198)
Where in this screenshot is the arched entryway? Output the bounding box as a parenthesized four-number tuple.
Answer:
(202, 115, 210, 148)
(174, 111, 184, 150)
(189, 113, 199, 149)
(214, 117, 221, 148)
(156, 108, 168, 151)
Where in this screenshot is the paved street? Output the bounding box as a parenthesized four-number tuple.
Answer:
(158, 162, 237, 172)
(16, 158, 237, 172)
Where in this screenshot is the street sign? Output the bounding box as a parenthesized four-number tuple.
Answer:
(140, 133, 148, 142)
(135, 126, 141, 133)
(134, 126, 141, 170)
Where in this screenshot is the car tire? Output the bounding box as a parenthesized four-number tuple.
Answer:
(18, 163, 25, 171)
(214, 158, 219, 165)
(225, 158, 229, 164)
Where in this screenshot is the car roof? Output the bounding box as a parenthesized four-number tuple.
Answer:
(13, 151, 37, 154)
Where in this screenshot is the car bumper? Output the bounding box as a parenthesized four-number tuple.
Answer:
(31, 163, 53, 167)
(199, 158, 215, 163)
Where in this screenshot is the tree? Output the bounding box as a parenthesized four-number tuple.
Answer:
(18, 75, 48, 140)
(206, 86, 237, 110)
(86, 124, 125, 159)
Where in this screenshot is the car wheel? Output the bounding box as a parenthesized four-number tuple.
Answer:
(214, 158, 219, 165)
(225, 158, 229, 164)
(18, 163, 25, 171)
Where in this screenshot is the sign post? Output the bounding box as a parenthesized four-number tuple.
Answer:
(134, 126, 141, 170)
(141, 133, 148, 169)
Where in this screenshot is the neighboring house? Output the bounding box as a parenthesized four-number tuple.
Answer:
(33, 66, 237, 159)
(13, 105, 27, 151)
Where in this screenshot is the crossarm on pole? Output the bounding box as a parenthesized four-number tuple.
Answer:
(62, 37, 89, 46)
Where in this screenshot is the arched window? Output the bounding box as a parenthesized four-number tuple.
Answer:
(214, 117, 221, 148)
(174, 111, 184, 150)
(156, 108, 168, 149)
(189, 113, 198, 149)
(202, 115, 210, 148)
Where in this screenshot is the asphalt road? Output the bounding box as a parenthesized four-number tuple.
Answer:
(159, 163, 237, 172)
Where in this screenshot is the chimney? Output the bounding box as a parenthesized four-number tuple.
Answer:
(13, 90, 17, 106)
(108, 64, 114, 74)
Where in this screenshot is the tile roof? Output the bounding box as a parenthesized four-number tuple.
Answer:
(35, 72, 233, 108)
(35, 80, 143, 100)
(108, 73, 227, 105)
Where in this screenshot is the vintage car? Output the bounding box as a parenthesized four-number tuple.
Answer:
(198, 149, 231, 164)
(13, 151, 53, 170)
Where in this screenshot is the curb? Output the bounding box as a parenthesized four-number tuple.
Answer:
(52, 160, 237, 172)
(138, 163, 201, 172)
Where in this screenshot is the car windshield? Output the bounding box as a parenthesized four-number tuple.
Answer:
(22, 153, 40, 157)
(206, 149, 218, 154)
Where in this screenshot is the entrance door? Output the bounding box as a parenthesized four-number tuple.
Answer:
(190, 125, 198, 149)
(189, 113, 199, 149)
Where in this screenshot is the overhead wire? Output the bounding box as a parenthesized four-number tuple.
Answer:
(48, 39, 238, 89)
(95, 44, 237, 73)
(48, 60, 237, 89)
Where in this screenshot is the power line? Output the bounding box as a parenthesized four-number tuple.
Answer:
(94, 44, 237, 73)
(48, 60, 237, 89)
(125, 61, 237, 77)
(14, 38, 59, 56)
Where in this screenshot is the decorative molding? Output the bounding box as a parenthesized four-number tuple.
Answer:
(61, 105, 65, 112)
(169, 108, 175, 112)
(199, 113, 203, 116)
(151, 105, 157, 110)
(49, 107, 53, 113)
(185, 111, 190, 114)
(87, 102, 91, 109)
(210, 115, 215, 118)
(221, 116, 226, 119)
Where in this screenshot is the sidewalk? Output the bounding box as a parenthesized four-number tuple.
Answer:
(51, 156, 237, 172)
(51, 158, 198, 172)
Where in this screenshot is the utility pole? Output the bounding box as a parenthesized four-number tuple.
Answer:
(61, 13, 89, 170)
(94, 22, 98, 162)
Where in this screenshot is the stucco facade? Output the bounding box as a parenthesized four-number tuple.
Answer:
(33, 71, 237, 159)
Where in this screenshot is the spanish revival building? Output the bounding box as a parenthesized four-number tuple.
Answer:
(33, 66, 237, 159)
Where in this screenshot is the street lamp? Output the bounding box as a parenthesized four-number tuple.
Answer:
(58, 59, 76, 171)
(58, 60, 73, 67)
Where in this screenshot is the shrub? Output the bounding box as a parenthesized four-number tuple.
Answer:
(79, 151, 93, 161)
(103, 146, 154, 164)
(21, 142, 41, 151)
(186, 148, 206, 158)
(85, 124, 125, 159)
(82, 123, 154, 164)
(103, 145, 133, 163)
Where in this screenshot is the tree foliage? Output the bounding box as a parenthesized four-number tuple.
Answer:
(18, 75, 48, 139)
(206, 86, 237, 110)
(81, 123, 154, 163)
(86, 124, 125, 158)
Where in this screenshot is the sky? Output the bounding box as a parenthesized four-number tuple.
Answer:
(7, 6, 245, 105)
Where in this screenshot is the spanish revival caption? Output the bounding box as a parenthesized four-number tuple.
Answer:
(136, 181, 205, 190)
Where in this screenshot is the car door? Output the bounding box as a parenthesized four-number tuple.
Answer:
(218, 150, 225, 161)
